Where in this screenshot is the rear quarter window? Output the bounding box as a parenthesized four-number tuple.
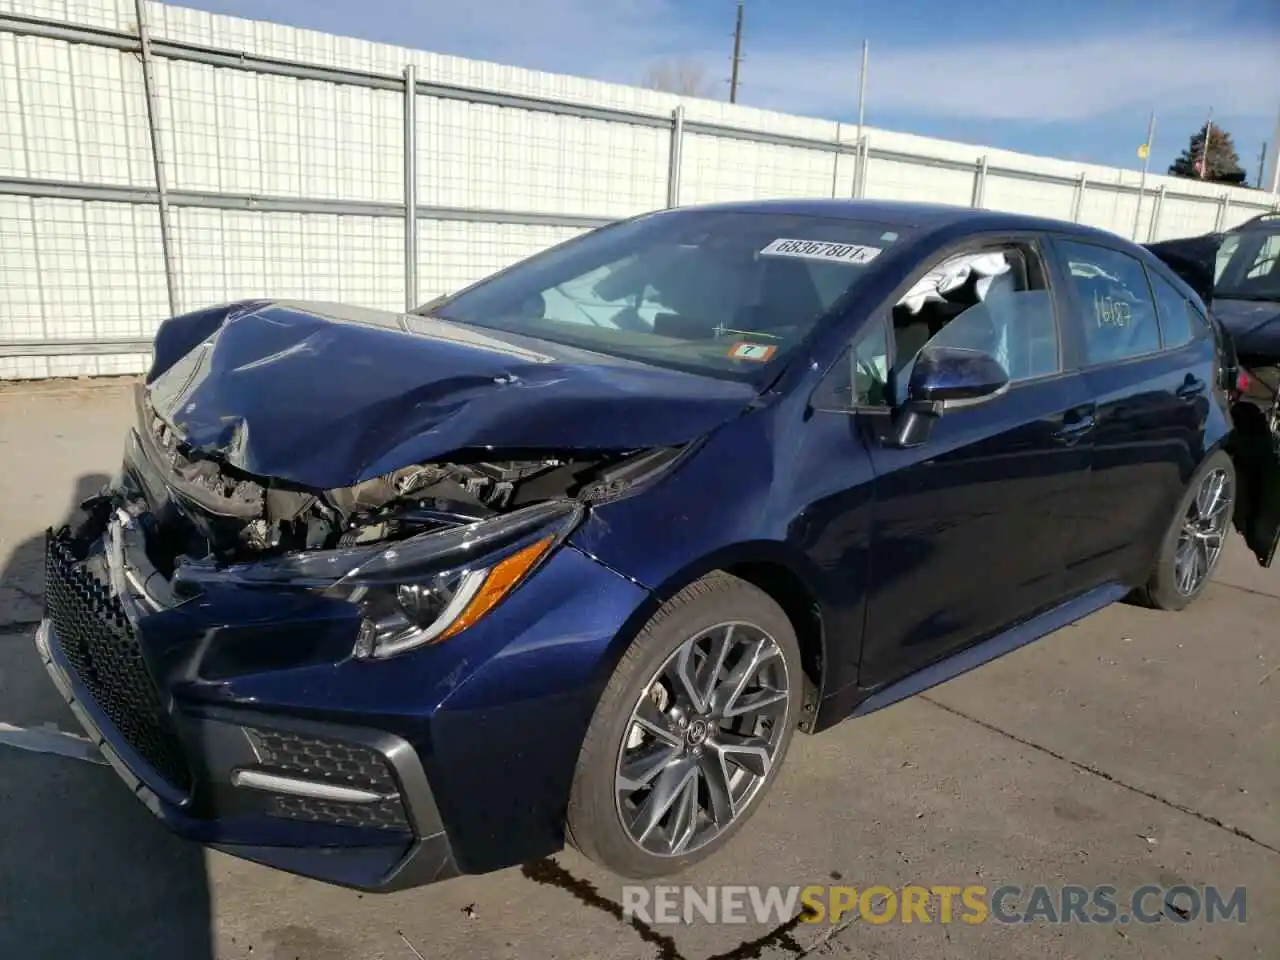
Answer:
(1147, 269, 1202, 349)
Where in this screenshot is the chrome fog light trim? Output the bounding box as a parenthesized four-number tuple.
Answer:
(230, 768, 392, 803)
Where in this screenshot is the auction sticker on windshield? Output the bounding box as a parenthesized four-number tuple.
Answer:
(729, 342, 778, 362)
(760, 238, 883, 265)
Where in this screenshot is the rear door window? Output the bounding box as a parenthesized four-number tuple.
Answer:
(1058, 241, 1162, 365)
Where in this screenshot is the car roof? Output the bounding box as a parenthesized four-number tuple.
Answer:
(666, 197, 1125, 244)
(1231, 212, 1280, 233)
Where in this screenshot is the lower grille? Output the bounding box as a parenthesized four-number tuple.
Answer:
(272, 793, 409, 831)
(44, 534, 191, 792)
(243, 727, 409, 832)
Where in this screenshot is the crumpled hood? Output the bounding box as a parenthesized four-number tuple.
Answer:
(144, 300, 757, 489)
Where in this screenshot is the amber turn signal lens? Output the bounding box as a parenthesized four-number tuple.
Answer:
(434, 536, 555, 642)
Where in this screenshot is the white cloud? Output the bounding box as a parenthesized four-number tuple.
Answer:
(203, 1, 1280, 125)
(738, 30, 1280, 123)
(268, 0, 688, 83)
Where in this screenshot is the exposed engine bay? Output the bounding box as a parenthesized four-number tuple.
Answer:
(119, 401, 681, 572)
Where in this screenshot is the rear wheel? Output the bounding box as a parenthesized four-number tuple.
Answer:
(1139, 450, 1235, 611)
(566, 572, 802, 878)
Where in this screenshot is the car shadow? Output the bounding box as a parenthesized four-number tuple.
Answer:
(0, 474, 214, 959)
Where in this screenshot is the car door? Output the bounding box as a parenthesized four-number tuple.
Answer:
(1048, 238, 1215, 590)
(846, 238, 1096, 689)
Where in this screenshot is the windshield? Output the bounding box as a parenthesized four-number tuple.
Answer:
(1215, 223, 1280, 302)
(419, 209, 908, 381)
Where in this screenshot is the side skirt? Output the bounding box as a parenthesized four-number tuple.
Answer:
(814, 582, 1129, 729)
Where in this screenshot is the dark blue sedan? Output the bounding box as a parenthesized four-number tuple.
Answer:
(36, 200, 1280, 890)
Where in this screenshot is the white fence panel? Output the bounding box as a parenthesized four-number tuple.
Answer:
(680, 134, 836, 206)
(0, 0, 1276, 379)
(862, 156, 973, 207)
(417, 99, 667, 217)
(416, 220, 586, 305)
(171, 209, 406, 310)
(983, 173, 1076, 222)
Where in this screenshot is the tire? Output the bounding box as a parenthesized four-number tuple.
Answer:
(1138, 449, 1235, 611)
(566, 572, 803, 879)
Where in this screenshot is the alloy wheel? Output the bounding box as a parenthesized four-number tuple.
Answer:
(1174, 467, 1232, 596)
(614, 622, 791, 857)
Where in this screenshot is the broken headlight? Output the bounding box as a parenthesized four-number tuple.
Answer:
(332, 499, 582, 659)
(334, 534, 561, 659)
(174, 500, 583, 659)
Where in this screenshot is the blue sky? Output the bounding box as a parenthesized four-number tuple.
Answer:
(181, 0, 1280, 181)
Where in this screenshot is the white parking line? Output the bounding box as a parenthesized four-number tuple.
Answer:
(0, 721, 107, 765)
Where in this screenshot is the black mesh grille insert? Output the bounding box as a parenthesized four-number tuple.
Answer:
(272, 794, 409, 831)
(44, 534, 191, 792)
(243, 727, 409, 832)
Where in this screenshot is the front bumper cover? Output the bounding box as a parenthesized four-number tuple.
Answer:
(34, 618, 459, 891)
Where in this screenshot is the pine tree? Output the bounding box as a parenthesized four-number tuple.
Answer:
(1168, 123, 1247, 185)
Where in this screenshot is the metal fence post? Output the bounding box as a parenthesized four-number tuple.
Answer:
(830, 121, 841, 198)
(970, 155, 988, 209)
(850, 134, 860, 199)
(666, 106, 684, 208)
(851, 135, 870, 199)
(850, 138, 858, 199)
(1071, 173, 1088, 222)
(403, 64, 418, 312)
(1215, 193, 1229, 232)
(1148, 185, 1166, 241)
(858, 136, 871, 198)
(135, 0, 178, 316)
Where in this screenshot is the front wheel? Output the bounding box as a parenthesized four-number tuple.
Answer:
(1139, 450, 1235, 611)
(566, 572, 802, 878)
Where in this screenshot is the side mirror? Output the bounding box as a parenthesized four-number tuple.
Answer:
(892, 346, 1009, 447)
(906, 345, 1010, 411)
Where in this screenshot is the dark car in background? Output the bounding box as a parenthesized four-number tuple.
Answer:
(1148, 212, 1280, 426)
(35, 200, 1280, 892)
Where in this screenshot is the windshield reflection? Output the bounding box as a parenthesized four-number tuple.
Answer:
(1215, 225, 1280, 302)
(416, 209, 909, 382)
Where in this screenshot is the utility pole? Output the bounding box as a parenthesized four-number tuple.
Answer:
(1259, 142, 1269, 190)
(1132, 111, 1156, 241)
(855, 40, 868, 143)
(852, 39, 869, 199)
(729, 1, 744, 104)
(1270, 102, 1280, 194)
(1198, 106, 1213, 179)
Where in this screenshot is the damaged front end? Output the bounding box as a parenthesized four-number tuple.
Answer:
(75, 384, 685, 661)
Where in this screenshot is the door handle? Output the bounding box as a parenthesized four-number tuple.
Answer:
(1176, 376, 1206, 401)
(1053, 414, 1095, 445)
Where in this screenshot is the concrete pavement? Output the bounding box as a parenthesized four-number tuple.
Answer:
(1, 378, 1275, 960)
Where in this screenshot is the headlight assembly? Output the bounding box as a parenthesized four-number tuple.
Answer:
(173, 499, 583, 659)
(336, 533, 558, 659)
